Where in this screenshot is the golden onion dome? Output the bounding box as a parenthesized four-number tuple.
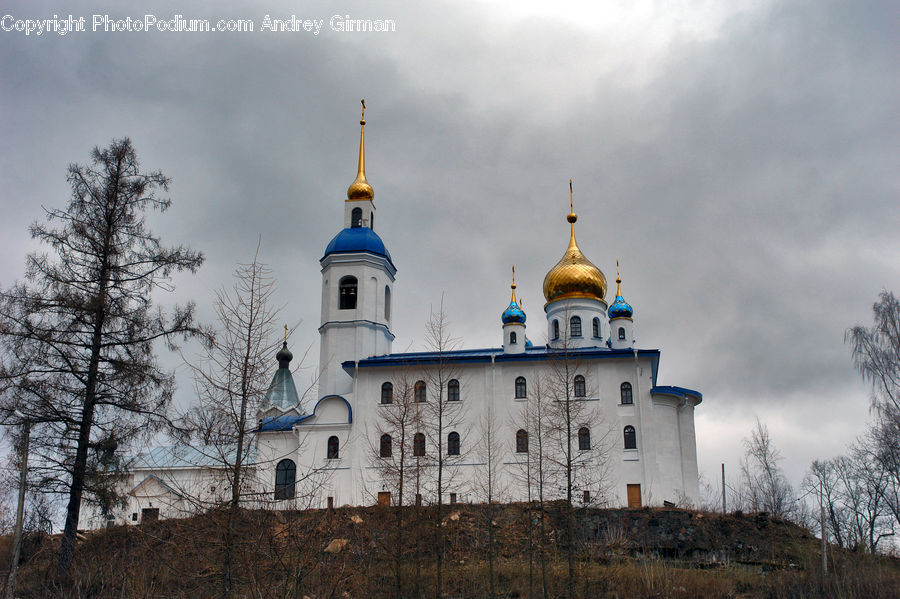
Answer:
(347, 99, 374, 202)
(542, 183, 607, 304)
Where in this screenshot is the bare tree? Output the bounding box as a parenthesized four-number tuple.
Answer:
(180, 247, 284, 597)
(419, 298, 464, 597)
(739, 418, 795, 519)
(0, 138, 204, 576)
(474, 400, 507, 597)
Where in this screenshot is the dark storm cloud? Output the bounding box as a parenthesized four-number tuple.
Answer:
(1, 0, 897, 487)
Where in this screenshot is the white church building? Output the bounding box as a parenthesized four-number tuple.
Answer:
(80, 105, 702, 527)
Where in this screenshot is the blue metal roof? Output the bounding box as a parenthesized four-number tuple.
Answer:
(650, 385, 703, 403)
(322, 227, 394, 267)
(131, 444, 257, 469)
(258, 413, 312, 432)
(345, 345, 660, 368)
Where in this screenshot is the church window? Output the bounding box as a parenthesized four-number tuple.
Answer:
(370, 212, 374, 229)
(515, 376, 527, 399)
(618, 327, 626, 340)
(509, 331, 517, 344)
(275, 459, 296, 499)
(516, 429, 528, 453)
(339, 276, 357, 310)
(578, 427, 591, 450)
(384, 286, 391, 320)
(570, 316, 582, 337)
(552, 319, 560, 340)
(380, 434, 392, 458)
(351, 207, 363, 228)
(620, 382, 633, 405)
(381, 382, 393, 404)
(592, 317, 601, 338)
(574, 375, 586, 398)
(447, 379, 460, 401)
(415, 380, 426, 402)
(327, 436, 340, 459)
(624, 425, 637, 449)
(583, 490, 591, 504)
(413, 432, 426, 457)
(448, 431, 460, 456)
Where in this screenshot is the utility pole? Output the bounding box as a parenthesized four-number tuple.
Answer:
(721, 463, 726, 514)
(819, 479, 827, 579)
(6, 412, 31, 599)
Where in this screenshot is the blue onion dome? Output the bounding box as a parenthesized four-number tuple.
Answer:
(501, 267, 527, 325)
(322, 227, 394, 265)
(525, 337, 534, 348)
(607, 263, 634, 320)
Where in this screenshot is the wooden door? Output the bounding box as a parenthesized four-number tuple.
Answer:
(377, 491, 391, 507)
(627, 484, 642, 508)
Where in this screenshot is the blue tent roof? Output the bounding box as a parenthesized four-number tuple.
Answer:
(322, 227, 394, 267)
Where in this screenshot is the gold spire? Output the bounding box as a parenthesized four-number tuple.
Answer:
(284, 324, 288, 343)
(542, 180, 607, 304)
(347, 99, 374, 202)
(616, 260, 622, 296)
(510, 265, 518, 303)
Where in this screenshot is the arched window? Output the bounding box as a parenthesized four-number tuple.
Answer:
(414, 380, 426, 403)
(593, 317, 601, 338)
(624, 425, 637, 449)
(339, 276, 357, 310)
(447, 431, 460, 456)
(509, 331, 517, 344)
(578, 427, 591, 451)
(275, 459, 296, 499)
(384, 286, 391, 320)
(380, 434, 392, 458)
(620, 382, 633, 405)
(618, 327, 626, 340)
(552, 319, 560, 340)
(413, 432, 426, 457)
(570, 316, 582, 337)
(351, 207, 363, 228)
(447, 379, 460, 402)
(515, 376, 527, 399)
(381, 382, 393, 404)
(327, 435, 339, 459)
(516, 429, 529, 453)
(574, 375, 586, 398)
(370, 212, 374, 230)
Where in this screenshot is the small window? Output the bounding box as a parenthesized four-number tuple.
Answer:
(583, 490, 591, 504)
(509, 331, 517, 344)
(516, 429, 529, 453)
(339, 276, 358, 310)
(552, 319, 560, 340)
(351, 207, 363, 228)
(624, 425, 637, 449)
(449, 492, 457, 505)
(380, 434, 392, 458)
(578, 427, 591, 451)
(384, 286, 391, 320)
(370, 212, 374, 230)
(618, 327, 626, 340)
(381, 382, 393, 404)
(448, 431, 460, 456)
(448, 379, 460, 401)
(415, 380, 426, 403)
(570, 316, 582, 337)
(327, 436, 340, 459)
(515, 376, 527, 399)
(413, 432, 425, 457)
(620, 382, 633, 405)
(275, 459, 296, 499)
(574, 375, 586, 398)
(592, 317, 600, 338)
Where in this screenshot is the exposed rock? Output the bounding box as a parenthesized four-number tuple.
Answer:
(324, 538, 349, 553)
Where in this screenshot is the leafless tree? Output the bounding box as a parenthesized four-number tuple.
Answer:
(179, 246, 287, 597)
(419, 298, 464, 597)
(739, 418, 796, 520)
(474, 400, 507, 597)
(0, 138, 205, 576)
(805, 459, 852, 548)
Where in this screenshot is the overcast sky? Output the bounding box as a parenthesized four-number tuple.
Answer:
(1, 0, 897, 496)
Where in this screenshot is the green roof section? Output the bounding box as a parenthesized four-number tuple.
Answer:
(263, 341, 301, 410)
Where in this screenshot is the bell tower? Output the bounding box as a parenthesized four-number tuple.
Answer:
(318, 100, 396, 398)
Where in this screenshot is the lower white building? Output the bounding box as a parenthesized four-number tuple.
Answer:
(80, 106, 702, 528)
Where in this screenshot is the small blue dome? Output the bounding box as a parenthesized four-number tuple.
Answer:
(608, 295, 634, 319)
(525, 337, 533, 348)
(501, 300, 526, 325)
(322, 227, 393, 266)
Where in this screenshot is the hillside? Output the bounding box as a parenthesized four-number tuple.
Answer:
(3, 503, 899, 598)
